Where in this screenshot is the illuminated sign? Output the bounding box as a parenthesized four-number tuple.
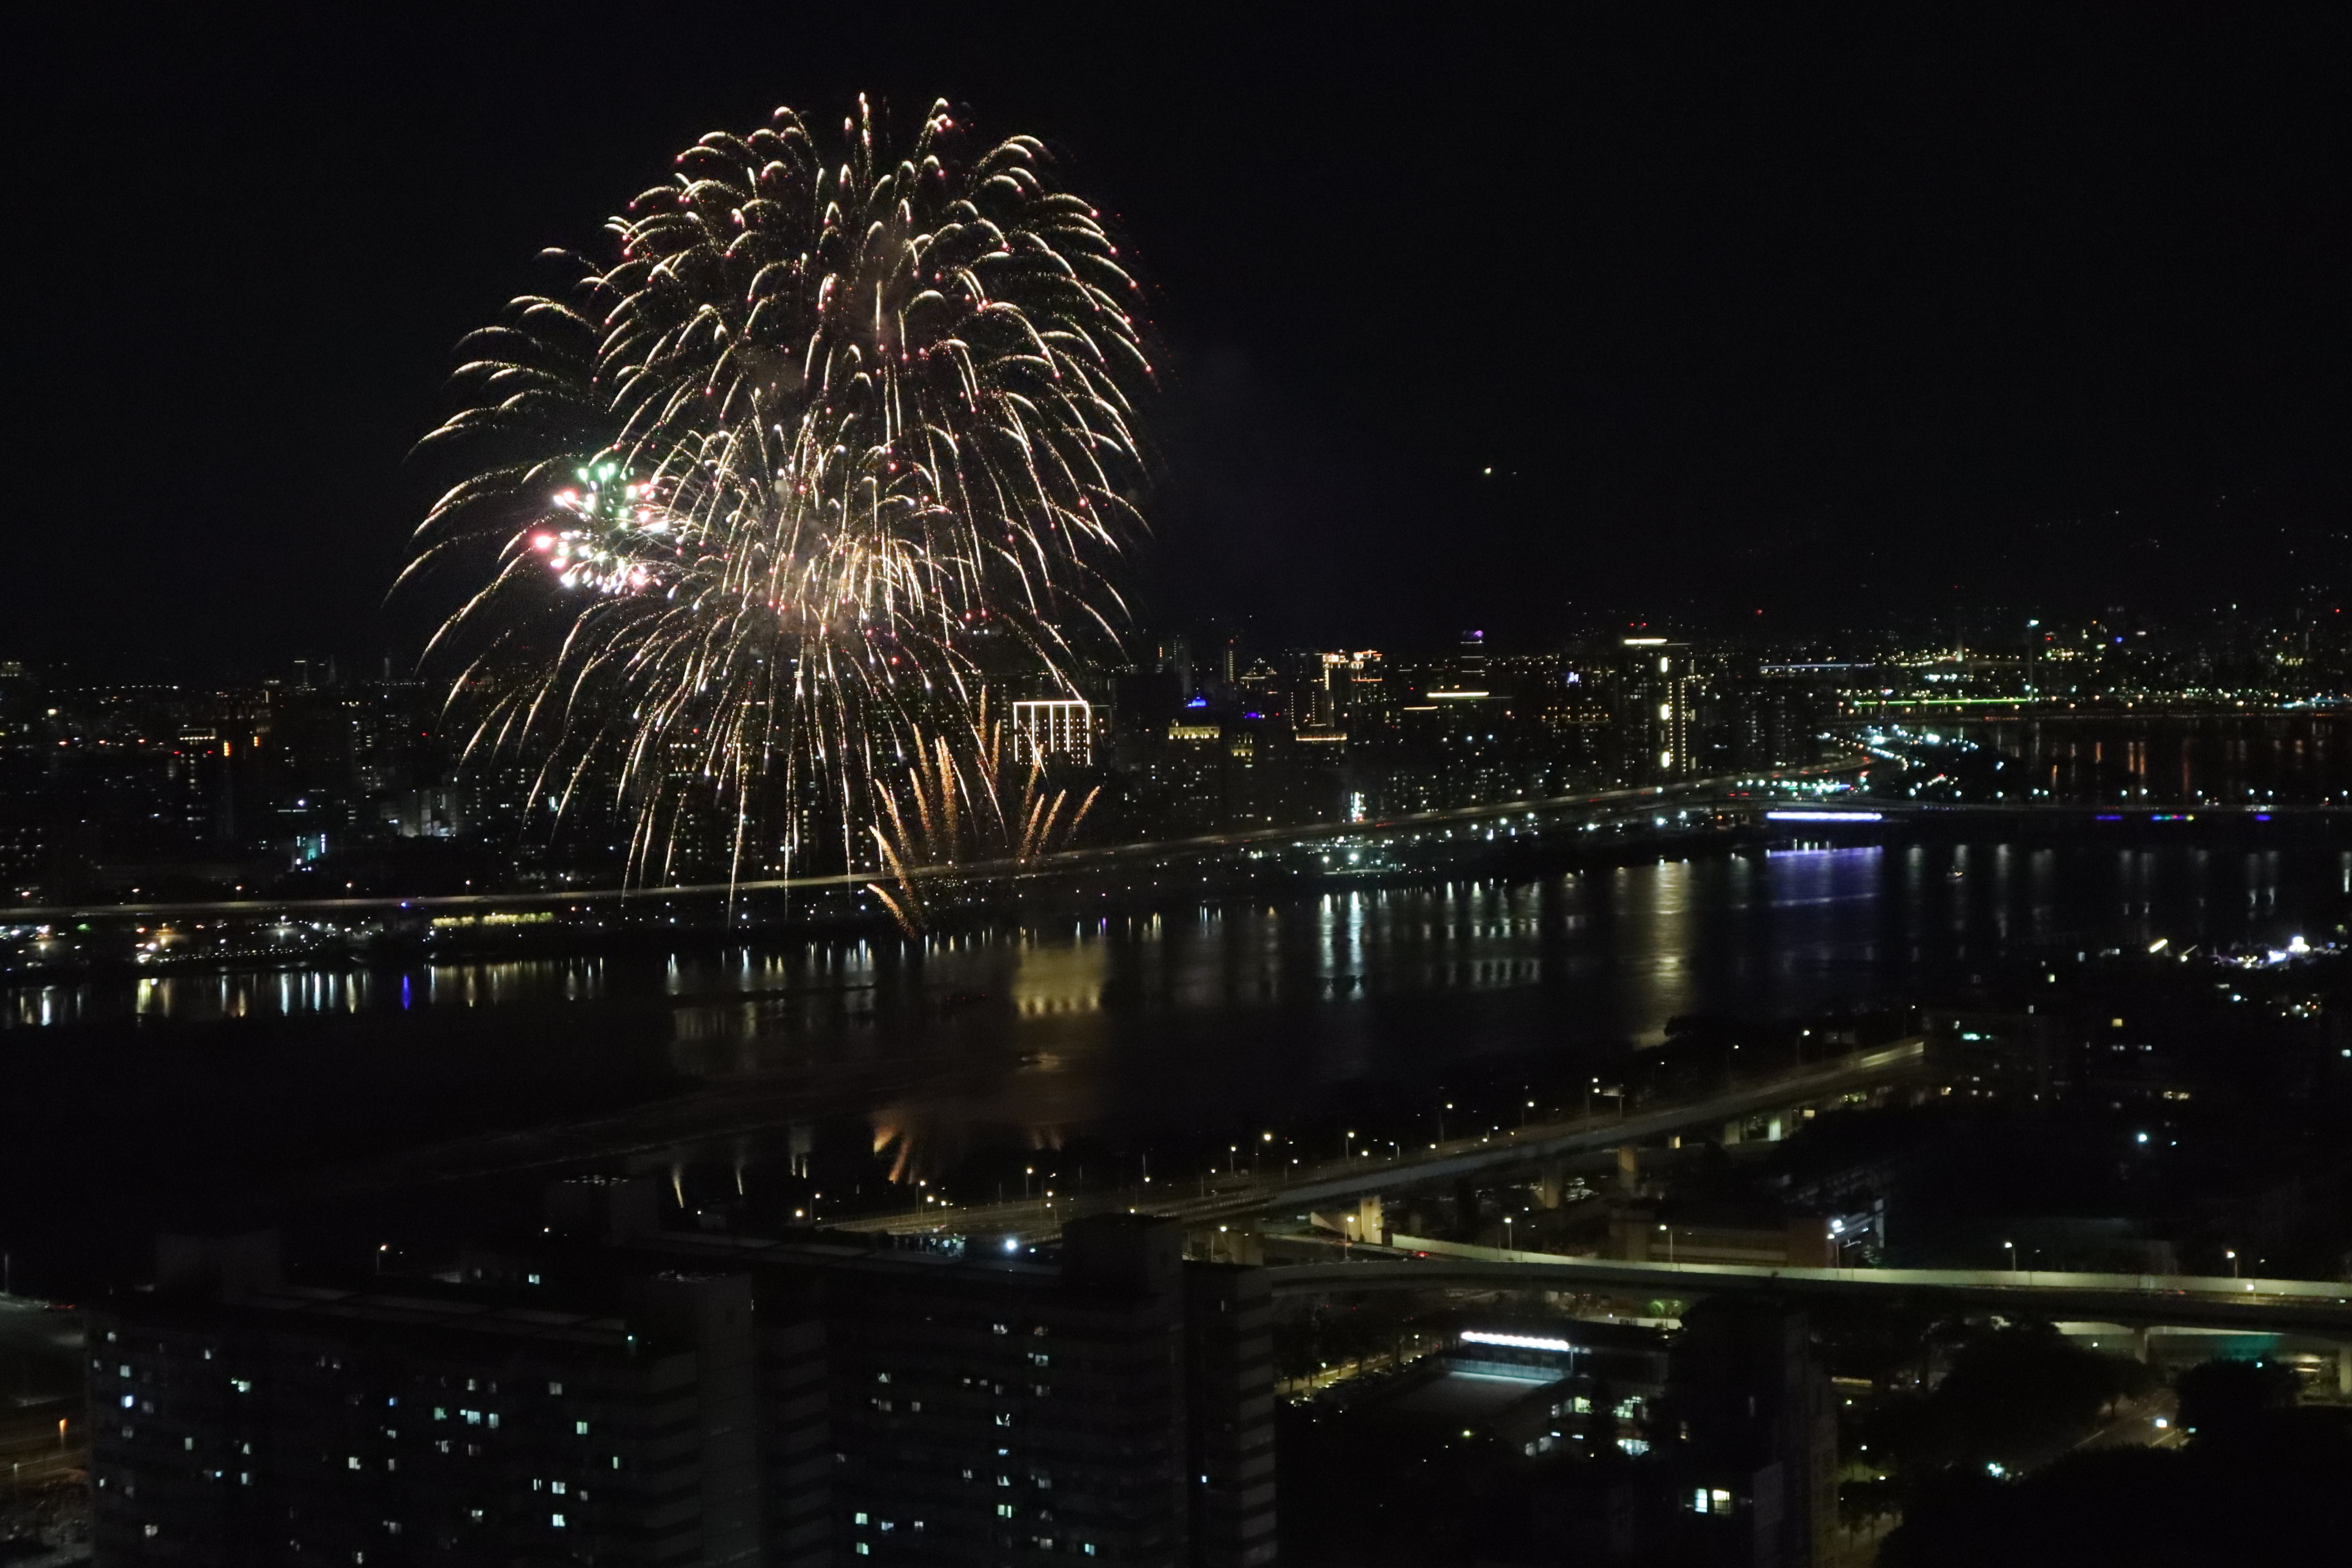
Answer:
(1460, 1330, 1573, 1353)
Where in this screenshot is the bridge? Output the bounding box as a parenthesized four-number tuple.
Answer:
(1265, 1254, 2352, 1344)
(839, 1040, 1929, 1239)
(1753, 799, 2352, 825)
(7, 760, 1864, 926)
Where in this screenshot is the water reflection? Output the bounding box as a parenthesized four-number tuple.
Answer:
(12, 842, 2349, 1046)
(1954, 713, 2352, 805)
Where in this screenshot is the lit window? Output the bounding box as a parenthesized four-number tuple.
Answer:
(854, 1513, 868, 1526)
(997, 1504, 1016, 1518)
(575, 1421, 590, 1437)
(855, 1547, 870, 1558)
(548, 1381, 563, 1396)
(550, 1511, 566, 1528)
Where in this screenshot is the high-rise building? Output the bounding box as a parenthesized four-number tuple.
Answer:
(760, 1215, 1274, 1568)
(1455, 631, 1488, 691)
(1011, 699, 1095, 768)
(89, 1198, 1276, 1568)
(87, 1232, 761, 1566)
(1617, 638, 1695, 781)
(1657, 1299, 1840, 1568)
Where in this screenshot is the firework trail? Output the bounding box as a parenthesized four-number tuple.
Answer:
(866, 693, 1102, 935)
(408, 96, 1149, 892)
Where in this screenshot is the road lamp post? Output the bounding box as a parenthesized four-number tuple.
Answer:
(2002, 1240, 2016, 1274)
(2225, 1249, 2238, 1279)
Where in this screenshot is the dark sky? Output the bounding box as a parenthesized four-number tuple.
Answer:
(12, 7, 2344, 676)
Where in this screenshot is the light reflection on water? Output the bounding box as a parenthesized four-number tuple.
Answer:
(8, 843, 2345, 1040)
(8, 841, 2350, 1176)
(6, 834, 2350, 1202)
(5, 958, 612, 1031)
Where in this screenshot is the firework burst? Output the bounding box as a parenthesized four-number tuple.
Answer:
(408, 96, 1149, 889)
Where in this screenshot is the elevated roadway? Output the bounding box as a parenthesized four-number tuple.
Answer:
(7, 760, 1862, 925)
(842, 1040, 1927, 1238)
(1264, 1254, 2352, 1337)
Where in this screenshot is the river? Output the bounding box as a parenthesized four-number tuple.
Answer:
(4, 717, 2349, 1289)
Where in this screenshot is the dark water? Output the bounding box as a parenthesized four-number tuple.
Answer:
(8, 839, 2348, 1146)
(7, 718, 2352, 1288)
(1949, 712, 2352, 805)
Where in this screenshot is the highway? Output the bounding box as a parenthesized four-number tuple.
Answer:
(4, 759, 1862, 925)
(1262, 1254, 2352, 1337)
(837, 1040, 1927, 1238)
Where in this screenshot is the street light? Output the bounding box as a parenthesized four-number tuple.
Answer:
(1659, 1221, 1675, 1265)
(2002, 1240, 2016, 1274)
(2225, 1249, 2238, 1279)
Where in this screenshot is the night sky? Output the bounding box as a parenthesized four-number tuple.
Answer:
(14, 8, 2345, 677)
